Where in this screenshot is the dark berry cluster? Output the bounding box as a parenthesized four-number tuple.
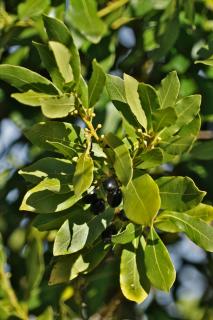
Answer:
(82, 189, 105, 215)
(82, 176, 122, 215)
(103, 177, 122, 208)
(101, 224, 117, 243)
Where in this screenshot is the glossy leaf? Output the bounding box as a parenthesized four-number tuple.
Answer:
(160, 115, 201, 156)
(24, 121, 82, 151)
(77, 75, 88, 107)
(18, 0, 49, 19)
(53, 209, 113, 255)
(88, 59, 106, 107)
(0, 64, 59, 94)
(19, 157, 74, 193)
(185, 203, 213, 222)
(49, 242, 109, 285)
(172, 95, 201, 133)
(73, 153, 94, 196)
(195, 56, 213, 66)
(158, 211, 213, 252)
(145, 227, 176, 291)
(124, 74, 147, 130)
(158, 71, 180, 109)
(67, 0, 107, 43)
(152, 107, 177, 132)
(155, 203, 213, 233)
(136, 148, 164, 169)
(138, 83, 160, 130)
(43, 15, 81, 84)
(120, 238, 150, 303)
(122, 174, 161, 226)
(104, 133, 133, 186)
(40, 94, 75, 118)
(33, 42, 64, 90)
(112, 223, 136, 244)
(106, 74, 126, 103)
(156, 176, 206, 211)
(49, 41, 73, 83)
(12, 90, 52, 107)
(20, 179, 80, 213)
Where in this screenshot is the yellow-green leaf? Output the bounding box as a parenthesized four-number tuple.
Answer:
(73, 153, 94, 196)
(122, 174, 161, 226)
(145, 227, 176, 291)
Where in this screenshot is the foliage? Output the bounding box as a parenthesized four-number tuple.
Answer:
(0, 0, 213, 319)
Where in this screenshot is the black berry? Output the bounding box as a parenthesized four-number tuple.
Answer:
(107, 189, 122, 208)
(101, 225, 117, 243)
(82, 190, 98, 204)
(90, 198, 105, 214)
(102, 176, 119, 192)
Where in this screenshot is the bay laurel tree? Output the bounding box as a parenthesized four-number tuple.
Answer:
(0, 15, 212, 304)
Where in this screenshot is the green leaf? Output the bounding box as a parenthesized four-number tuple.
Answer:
(18, 0, 49, 19)
(33, 42, 64, 90)
(106, 74, 126, 103)
(152, 107, 177, 132)
(49, 242, 109, 285)
(122, 174, 161, 226)
(136, 148, 164, 169)
(106, 75, 139, 128)
(157, 211, 213, 252)
(67, 0, 107, 43)
(77, 75, 88, 107)
(69, 242, 109, 280)
(120, 238, 150, 303)
(0, 64, 59, 94)
(112, 223, 136, 244)
(19, 157, 74, 193)
(145, 227, 176, 291)
(158, 71, 180, 109)
(104, 133, 133, 186)
(88, 60, 106, 107)
(33, 210, 77, 231)
(53, 209, 113, 255)
(138, 83, 160, 130)
(25, 231, 44, 290)
(124, 74, 147, 130)
(185, 203, 213, 222)
(160, 115, 201, 155)
(190, 140, 213, 160)
(43, 15, 81, 85)
(46, 141, 79, 159)
(195, 56, 213, 66)
(155, 213, 180, 233)
(156, 176, 206, 212)
(49, 255, 74, 285)
(73, 153, 94, 196)
(49, 41, 73, 83)
(24, 121, 82, 152)
(155, 203, 213, 233)
(11, 90, 52, 107)
(172, 95, 201, 133)
(40, 94, 75, 118)
(54, 220, 89, 255)
(20, 179, 80, 213)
